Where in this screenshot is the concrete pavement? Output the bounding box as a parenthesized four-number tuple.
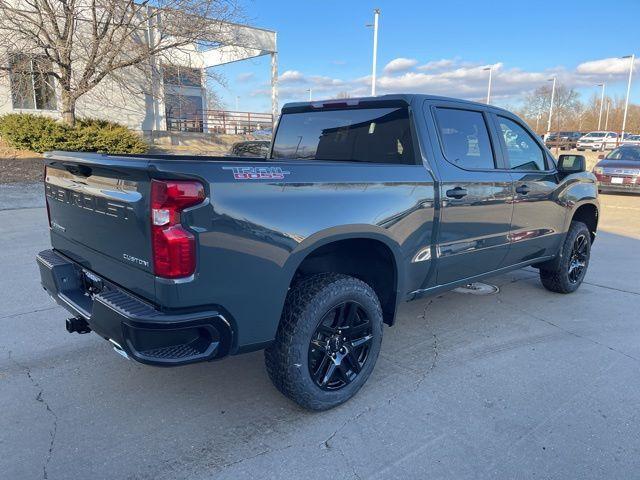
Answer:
(1, 191, 639, 480)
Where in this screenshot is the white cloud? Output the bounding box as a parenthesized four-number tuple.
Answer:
(279, 70, 305, 83)
(252, 56, 638, 107)
(576, 56, 637, 75)
(383, 58, 418, 74)
(417, 59, 455, 71)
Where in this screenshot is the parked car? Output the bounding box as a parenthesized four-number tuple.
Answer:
(576, 131, 618, 151)
(545, 131, 583, 150)
(621, 134, 640, 146)
(228, 140, 271, 157)
(593, 145, 640, 194)
(37, 94, 599, 410)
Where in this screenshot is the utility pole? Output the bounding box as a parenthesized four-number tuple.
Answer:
(307, 88, 312, 101)
(605, 99, 611, 130)
(621, 54, 635, 143)
(367, 9, 380, 96)
(483, 66, 493, 104)
(546, 76, 557, 140)
(597, 83, 605, 130)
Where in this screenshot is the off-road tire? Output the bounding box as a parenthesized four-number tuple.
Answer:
(265, 273, 383, 411)
(539, 221, 591, 294)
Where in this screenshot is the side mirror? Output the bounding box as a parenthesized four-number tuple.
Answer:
(598, 154, 605, 159)
(558, 154, 586, 174)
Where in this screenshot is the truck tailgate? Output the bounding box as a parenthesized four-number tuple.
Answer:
(44, 154, 154, 277)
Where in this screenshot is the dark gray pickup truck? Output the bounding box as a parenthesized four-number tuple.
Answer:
(37, 94, 599, 410)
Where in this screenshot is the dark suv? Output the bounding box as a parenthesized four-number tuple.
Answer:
(545, 131, 582, 150)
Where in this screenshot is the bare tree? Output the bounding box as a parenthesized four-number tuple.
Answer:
(0, 0, 241, 125)
(519, 83, 582, 134)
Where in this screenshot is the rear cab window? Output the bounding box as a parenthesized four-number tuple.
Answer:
(433, 107, 496, 170)
(272, 107, 416, 164)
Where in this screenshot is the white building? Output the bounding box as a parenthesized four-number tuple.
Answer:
(0, 17, 278, 134)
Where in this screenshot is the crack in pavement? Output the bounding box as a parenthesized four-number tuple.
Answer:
(6, 350, 58, 480)
(0, 305, 59, 321)
(215, 444, 295, 471)
(502, 302, 640, 364)
(0, 206, 45, 212)
(321, 296, 441, 455)
(582, 280, 640, 296)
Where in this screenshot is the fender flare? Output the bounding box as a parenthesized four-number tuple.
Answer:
(281, 224, 406, 318)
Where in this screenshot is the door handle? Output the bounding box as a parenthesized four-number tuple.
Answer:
(446, 186, 468, 199)
(515, 185, 531, 195)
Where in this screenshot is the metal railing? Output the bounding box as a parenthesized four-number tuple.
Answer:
(166, 110, 273, 134)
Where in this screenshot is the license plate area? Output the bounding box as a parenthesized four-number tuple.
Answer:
(82, 270, 104, 294)
(611, 177, 624, 184)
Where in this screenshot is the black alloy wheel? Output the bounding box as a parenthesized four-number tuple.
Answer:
(308, 301, 373, 391)
(568, 234, 588, 284)
(539, 220, 591, 294)
(265, 273, 384, 410)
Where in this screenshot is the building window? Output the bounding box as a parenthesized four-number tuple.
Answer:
(165, 94, 204, 132)
(163, 65, 202, 88)
(9, 54, 57, 110)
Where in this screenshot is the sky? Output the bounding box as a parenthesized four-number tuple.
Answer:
(213, 0, 639, 113)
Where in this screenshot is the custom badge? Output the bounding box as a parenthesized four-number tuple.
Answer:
(223, 166, 291, 180)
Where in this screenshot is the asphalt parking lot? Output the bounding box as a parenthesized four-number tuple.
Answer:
(1, 186, 639, 480)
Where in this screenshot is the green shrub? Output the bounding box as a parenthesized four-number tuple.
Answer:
(0, 114, 69, 153)
(0, 113, 148, 154)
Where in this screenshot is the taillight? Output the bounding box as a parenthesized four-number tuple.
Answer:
(150, 179, 205, 278)
(44, 166, 51, 227)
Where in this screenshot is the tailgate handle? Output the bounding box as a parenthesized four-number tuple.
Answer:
(62, 163, 92, 177)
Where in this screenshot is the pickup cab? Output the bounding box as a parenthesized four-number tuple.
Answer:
(37, 95, 599, 410)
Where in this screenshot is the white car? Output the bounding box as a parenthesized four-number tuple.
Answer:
(621, 134, 640, 146)
(576, 131, 619, 151)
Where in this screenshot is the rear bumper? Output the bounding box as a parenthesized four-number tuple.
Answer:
(37, 249, 233, 366)
(597, 182, 640, 194)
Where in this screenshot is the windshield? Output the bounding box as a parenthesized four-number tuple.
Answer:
(272, 107, 415, 164)
(606, 146, 640, 161)
(585, 132, 606, 138)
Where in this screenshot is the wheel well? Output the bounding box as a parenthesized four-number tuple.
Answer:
(572, 203, 598, 242)
(291, 239, 398, 326)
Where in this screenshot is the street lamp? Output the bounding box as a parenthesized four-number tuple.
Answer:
(483, 66, 493, 104)
(596, 83, 605, 130)
(621, 54, 635, 142)
(546, 76, 557, 140)
(307, 88, 312, 101)
(605, 99, 611, 130)
(366, 8, 380, 96)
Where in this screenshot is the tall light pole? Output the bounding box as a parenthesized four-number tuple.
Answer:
(621, 54, 635, 142)
(483, 66, 493, 104)
(596, 83, 605, 130)
(367, 8, 380, 96)
(605, 99, 611, 130)
(307, 88, 312, 101)
(546, 76, 557, 139)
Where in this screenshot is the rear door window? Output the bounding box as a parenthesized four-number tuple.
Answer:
(434, 108, 496, 170)
(498, 116, 547, 171)
(272, 107, 415, 164)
